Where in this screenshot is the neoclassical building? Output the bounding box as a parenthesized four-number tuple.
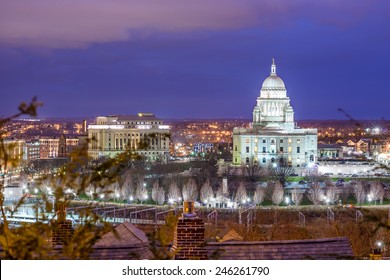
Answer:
(232, 59, 317, 167)
(88, 113, 170, 161)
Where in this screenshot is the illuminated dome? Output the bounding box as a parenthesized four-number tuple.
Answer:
(260, 59, 287, 99)
(261, 75, 285, 90)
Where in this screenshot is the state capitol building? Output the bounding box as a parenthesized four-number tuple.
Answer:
(233, 59, 317, 167)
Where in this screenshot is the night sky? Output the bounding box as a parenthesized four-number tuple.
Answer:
(1, 0, 389, 120)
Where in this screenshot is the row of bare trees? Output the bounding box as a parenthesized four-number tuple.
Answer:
(83, 167, 387, 207)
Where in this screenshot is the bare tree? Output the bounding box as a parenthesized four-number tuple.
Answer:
(108, 181, 120, 199)
(271, 182, 284, 205)
(152, 181, 160, 202)
(167, 181, 181, 202)
(200, 179, 214, 203)
(182, 178, 198, 201)
(156, 186, 165, 205)
(291, 189, 303, 206)
(269, 157, 295, 188)
(235, 182, 247, 203)
(241, 161, 266, 182)
(352, 181, 365, 205)
(325, 186, 339, 204)
(307, 181, 324, 206)
(253, 186, 265, 205)
(135, 178, 148, 202)
(369, 181, 385, 205)
(121, 171, 134, 200)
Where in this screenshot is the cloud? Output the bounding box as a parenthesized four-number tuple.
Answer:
(0, 0, 383, 49)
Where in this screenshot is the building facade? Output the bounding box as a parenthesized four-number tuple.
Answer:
(39, 136, 79, 159)
(88, 113, 170, 161)
(233, 60, 317, 167)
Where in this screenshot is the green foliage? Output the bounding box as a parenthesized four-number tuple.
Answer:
(148, 211, 178, 260)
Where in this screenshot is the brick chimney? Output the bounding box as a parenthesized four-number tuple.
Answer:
(171, 201, 207, 260)
(51, 200, 74, 246)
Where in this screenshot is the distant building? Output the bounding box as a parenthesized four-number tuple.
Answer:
(39, 136, 79, 159)
(193, 142, 213, 154)
(24, 139, 40, 162)
(318, 144, 343, 159)
(233, 59, 317, 167)
(87, 113, 170, 161)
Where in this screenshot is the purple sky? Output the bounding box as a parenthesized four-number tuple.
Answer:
(1, 0, 390, 120)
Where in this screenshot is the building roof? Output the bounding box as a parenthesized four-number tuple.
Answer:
(206, 237, 354, 260)
(91, 223, 353, 260)
(90, 222, 153, 260)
